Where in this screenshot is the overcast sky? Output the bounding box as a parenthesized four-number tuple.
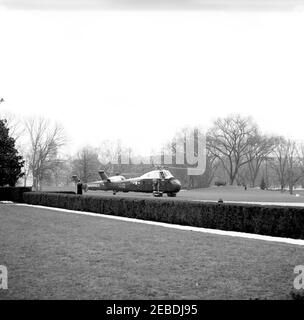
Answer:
(1, 2, 304, 155)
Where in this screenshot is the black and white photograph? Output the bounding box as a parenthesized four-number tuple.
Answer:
(1, 0, 304, 308)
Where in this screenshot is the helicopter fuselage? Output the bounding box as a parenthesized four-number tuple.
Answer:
(84, 170, 181, 197)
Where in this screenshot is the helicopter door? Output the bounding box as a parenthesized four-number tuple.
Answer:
(152, 179, 160, 192)
(153, 178, 166, 193)
(140, 179, 151, 192)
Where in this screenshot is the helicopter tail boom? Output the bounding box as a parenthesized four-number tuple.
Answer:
(98, 170, 110, 182)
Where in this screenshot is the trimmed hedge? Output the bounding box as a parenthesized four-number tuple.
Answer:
(0, 187, 32, 203)
(22, 192, 304, 240)
(43, 191, 76, 195)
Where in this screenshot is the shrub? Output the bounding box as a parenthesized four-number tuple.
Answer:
(22, 192, 304, 240)
(290, 290, 304, 300)
(214, 180, 226, 187)
(0, 187, 32, 203)
(44, 191, 76, 195)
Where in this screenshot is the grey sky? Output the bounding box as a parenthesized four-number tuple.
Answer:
(1, 0, 304, 10)
(1, 3, 304, 156)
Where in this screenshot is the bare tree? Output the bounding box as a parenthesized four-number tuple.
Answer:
(52, 157, 73, 187)
(162, 126, 212, 188)
(269, 137, 289, 191)
(207, 115, 258, 185)
(72, 146, 101, 183)
(245, 134, 275, 187)
(98, 140, 124, 174)
(270, 137, 304, 194)
(286, 141, 303, 194)
(204, 147, 221, 186)
(297, 143, 304, 177)
(25, 117, 66, 190)
(22, 152, 32, 187)
(0, 111, 24, 141)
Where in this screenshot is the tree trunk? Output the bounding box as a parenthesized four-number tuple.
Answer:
(289, 184, 293, 195)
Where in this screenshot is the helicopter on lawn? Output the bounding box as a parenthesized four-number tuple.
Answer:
(73, 168, 181, 197)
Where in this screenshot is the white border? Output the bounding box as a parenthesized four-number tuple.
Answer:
(193, 199, 304, 207)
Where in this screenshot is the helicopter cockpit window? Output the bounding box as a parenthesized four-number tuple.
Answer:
(140, 170, 173, 179)
(140, 171, 161, 179)
(109, 175, 126, 182)
(162, 170, 173, 179)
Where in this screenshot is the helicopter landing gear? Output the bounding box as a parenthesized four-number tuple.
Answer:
(152, 179, 163, 197)
(153, 191, 163, 197)
(167, 193, 176, 197)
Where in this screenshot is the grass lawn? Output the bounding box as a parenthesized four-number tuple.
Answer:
(0, 203, 303, 300)
(85, 186, 304, 204)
